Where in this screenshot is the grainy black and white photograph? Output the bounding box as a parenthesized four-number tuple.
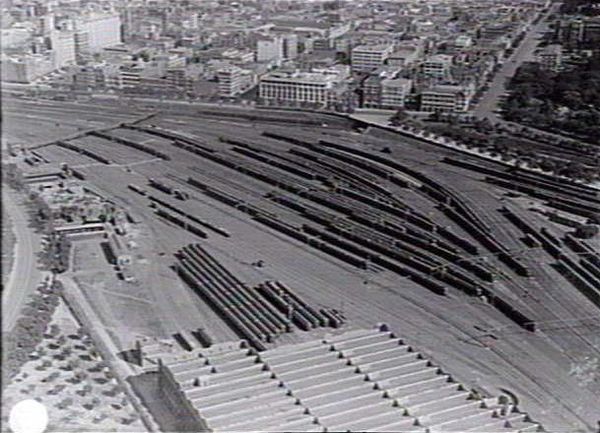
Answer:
(1, 0, 599, 431)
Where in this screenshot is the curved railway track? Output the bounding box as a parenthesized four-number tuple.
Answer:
(26, 111, 599, 428)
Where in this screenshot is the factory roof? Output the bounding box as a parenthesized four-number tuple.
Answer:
(158, 326, 540, 433)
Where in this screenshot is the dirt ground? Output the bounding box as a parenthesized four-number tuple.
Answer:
(1, 298, 145, 432)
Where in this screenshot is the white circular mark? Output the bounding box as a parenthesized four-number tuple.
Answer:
(9, 399, 48, 433)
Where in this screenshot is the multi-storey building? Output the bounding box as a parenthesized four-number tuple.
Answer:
(217, 65, 253, 97)
(381, 78, 412, 109)
(222, 49, 255, 65)
(119, 63, 144, 88)
(256, 35, 283, 63)
(75, 12, 121, 51)
(351, 44, 394, 72)
(555, 17, 600, 46)
(270, 19, 350, 49)
(360, 66, 400, 108)
(388, 46, 419, 68)
(422, 54, 453, 80)
(1, 53, 54, 83)
(73, 62, 117, 88)
(537, 44, 562, 72)
(39, 13, 55, 35)
(361, 75, 383, 108)
(420, 84, 474, 113)
(73, 28, 90, 62)
(50, 29, 75, 68)
(259, 70, 343, 107)
(281, 33, 298, 60)
(478, 23, 515, 42)
(455, 35, 473, 49)
(1, 26, 32, 49)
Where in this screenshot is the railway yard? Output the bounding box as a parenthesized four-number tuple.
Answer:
(3, 96, 600, 432)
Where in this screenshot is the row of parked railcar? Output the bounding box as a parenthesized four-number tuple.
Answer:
(180, 132, 537, 331)
(88, 130, 171, 161)
(176, 244, 294, 351)
(500, 206, 600, 308)
(442, 156, 600, 203)
(256, 281, 330, 331)
(148, 193, 229, 237)
(56, 140, 110, 164)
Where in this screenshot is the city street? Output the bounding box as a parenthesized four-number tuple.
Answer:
(2, 188, 46, 333)
(473, 3, 559, 121)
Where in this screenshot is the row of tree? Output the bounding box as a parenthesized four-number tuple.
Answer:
(413, 120, 598, 183)
(560, 0, 600, 15)
(3, 280, 64, 383)
(39, 232, 72, 274)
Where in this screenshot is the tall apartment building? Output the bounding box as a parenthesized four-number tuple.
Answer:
(259, 70, 341, 106)
(282, 33, 298, 60)
(478, 23, 514, 42)
(351, 44, 394, 72)
(256, 36, 283, 63)
(75, 12, 121, 51)
(74, 28, 90, 62)
(2, 26, 33, 49)
(50, 29, 75, 68)
(121, 7, 134, 43)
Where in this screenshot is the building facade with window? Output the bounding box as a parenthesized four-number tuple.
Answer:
(420, 84, 473, 113)
(351, 44, 394, 72)
(259, 70, 342, 107)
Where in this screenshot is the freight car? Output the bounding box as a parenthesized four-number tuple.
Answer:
(128, 184, 147, 195)
(88, 130, 171, 160)
(148, 178, 174, 195)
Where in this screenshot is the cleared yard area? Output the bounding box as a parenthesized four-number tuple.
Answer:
(70, 239, 167, 349)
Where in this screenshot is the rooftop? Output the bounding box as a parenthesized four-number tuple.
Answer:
(159, 326, 541, 433)
(352, 44, 394, 52)
(262, 70, 339, 83)
(382, 77, 412, 88)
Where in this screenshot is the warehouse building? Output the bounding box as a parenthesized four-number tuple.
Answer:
(153, 326, 540, 432)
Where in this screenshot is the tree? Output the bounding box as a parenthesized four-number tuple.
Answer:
(390, 108, 409, 125)
(57, 397, 73, 410)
